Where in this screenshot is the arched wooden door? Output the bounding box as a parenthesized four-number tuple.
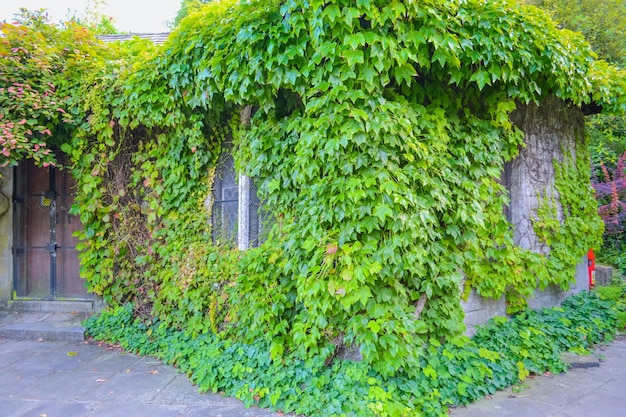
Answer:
(13, 158, 90, 300)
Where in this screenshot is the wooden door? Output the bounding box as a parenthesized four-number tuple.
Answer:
(13, 159, 90, 300)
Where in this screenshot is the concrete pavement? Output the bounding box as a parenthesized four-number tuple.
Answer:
(0, 310, 87, 342)
(0, 311, 283, 417)
(450, 335, 626, 417)
(0, 337, 284, 417)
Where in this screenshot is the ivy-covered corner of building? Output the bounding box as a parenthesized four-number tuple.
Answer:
(2, 0, 626, 409)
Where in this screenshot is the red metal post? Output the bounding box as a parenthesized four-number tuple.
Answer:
(588, 249, 596, 290)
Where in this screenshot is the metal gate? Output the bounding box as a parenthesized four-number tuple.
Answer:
(13, 159, 90, 300)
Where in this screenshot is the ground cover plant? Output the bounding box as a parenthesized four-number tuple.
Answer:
(84, 290, 621, 416)
(595, 278, 626, 330)
(2, 0, 626, 411)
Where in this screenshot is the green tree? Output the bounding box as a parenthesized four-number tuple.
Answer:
(66, 0, 120, 35)
(523, 0, 626, 65)
(172, 0, 211, 27)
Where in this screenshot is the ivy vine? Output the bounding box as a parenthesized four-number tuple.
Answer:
(2, 0, 625, 380)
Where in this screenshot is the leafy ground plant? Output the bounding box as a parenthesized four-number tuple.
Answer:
(595, 280, 626, 331)
(84, 291, 619, 417)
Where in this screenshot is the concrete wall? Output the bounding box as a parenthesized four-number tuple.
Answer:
(461, 258, 589, 336)
(527, 255, 589, 310)
(595, 265, 619, 286)
(508, 97, 584, 254)
(0, 167, 13, 306)
(509, 98, 589, 310)
(461, 98, 590, 333)
(461, 289, 506, 337)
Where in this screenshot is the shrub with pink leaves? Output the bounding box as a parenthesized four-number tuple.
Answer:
(593, 152, 626, 235)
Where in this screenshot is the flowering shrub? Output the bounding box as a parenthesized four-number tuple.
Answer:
(592, 152, 626, 271)
(593, 153, 626, 234)
(0, 9, 109, 170)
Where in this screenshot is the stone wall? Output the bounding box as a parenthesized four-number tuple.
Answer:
(527, 256, 589, 309)
(508, 97, 584, 253)
(460, 256, 587, 336)
(510, 98, 588, 307)
(595, 265, 621, 286)
(461, 98, 590, 334)
(461, 290, 506, 337)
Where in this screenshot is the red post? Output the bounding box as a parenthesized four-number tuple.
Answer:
(588, 249, 596, 290)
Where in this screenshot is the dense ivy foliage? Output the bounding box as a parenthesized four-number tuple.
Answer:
(3, 0, 626, 392)
(84, 291, 621, 416)
(117, 0, 619, 372)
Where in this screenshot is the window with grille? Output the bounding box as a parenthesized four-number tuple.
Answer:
(212, 140, 238, 246)
(211, 140, 270, 249)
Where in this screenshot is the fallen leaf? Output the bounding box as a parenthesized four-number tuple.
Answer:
(150, 369, 159, 375)
(67, 351, 78, 357)
(125, 368, 131, 373)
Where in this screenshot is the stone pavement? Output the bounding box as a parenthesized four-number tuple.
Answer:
(450, 336, 626, 417)
(0, 310, 87, 342)
(0, 312, 283, 417)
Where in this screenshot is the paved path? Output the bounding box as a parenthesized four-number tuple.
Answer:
(0, 337, 281, 417)
(450, 336, 626, 417)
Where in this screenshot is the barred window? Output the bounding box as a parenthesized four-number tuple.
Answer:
(212, 140, 238, 246)
(211, 140, 270, 249)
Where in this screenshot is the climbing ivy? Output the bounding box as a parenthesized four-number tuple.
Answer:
(4, 0, 626, 387)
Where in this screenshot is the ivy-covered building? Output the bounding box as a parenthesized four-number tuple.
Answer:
(1, 0, 624, 374)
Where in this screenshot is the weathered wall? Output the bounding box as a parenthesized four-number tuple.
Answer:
(461, 289, 506, 337)
(461, 257, 587, 334)
(509, 97, 588, 308)
(595, 265, 621, 286)
(461, 98, 590, 334)
(527, 256, 589, 309)
(508, 97, 584, 252)
(0, 168, 13, 306)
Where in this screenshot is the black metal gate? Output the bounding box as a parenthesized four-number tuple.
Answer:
(13, 159, 90, 300)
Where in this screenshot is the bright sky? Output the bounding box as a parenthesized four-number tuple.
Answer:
(0, 0, 180, 33)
